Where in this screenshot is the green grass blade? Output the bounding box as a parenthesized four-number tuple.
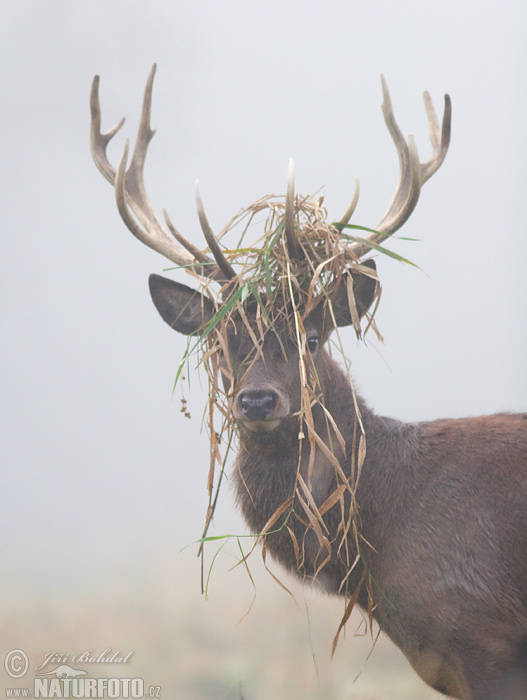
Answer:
(334, 224, 420, 268)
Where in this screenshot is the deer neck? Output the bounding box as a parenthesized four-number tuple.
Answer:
(234, 357, 418, 547)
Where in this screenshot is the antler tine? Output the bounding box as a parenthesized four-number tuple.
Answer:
(339, 176, 360, 226)
(90, 76, 125, 185)
(374, 75, 423, 236)
(421, 91, 452, 183)
(346, 76, 451, 259)
(90, 65, 218, 276)
(195, 182, 236, 281)
(163, 208, 210, 264)
(284, 158, 300, 257)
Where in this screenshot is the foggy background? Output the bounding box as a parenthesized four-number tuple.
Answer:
(1, 1, 525, 698)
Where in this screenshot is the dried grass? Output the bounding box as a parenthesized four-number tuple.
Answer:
(174, 192, 398, 646)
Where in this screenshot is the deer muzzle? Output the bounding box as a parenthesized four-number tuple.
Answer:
(234, 389, 289, 432)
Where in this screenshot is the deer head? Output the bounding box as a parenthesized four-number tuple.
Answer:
(90, 65, 451, 439)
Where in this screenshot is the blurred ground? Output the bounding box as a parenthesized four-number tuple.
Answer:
(1, 541, 443, 700)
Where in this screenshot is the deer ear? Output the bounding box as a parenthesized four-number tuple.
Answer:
(149, 274, 215, 336)
(331, 259, 378, 328)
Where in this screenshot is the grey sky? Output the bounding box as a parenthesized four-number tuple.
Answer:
(1, 0, 525, 694)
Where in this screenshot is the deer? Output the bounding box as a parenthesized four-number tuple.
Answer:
(90, 65, 527, 699)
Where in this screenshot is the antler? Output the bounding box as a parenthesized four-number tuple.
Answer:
(284, 158, 301, 258)
(90, 64, 234, 283)
(91, 67, 451, 279)
(342, 76, 452, 258)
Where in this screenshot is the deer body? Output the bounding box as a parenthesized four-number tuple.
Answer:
(238, 401, 527, 698)
(91, 66, 527, 698)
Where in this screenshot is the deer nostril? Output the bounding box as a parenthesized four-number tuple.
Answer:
(238, 390, 278, 421)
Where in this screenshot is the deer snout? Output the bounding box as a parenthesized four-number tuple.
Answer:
(238, 390, 277, 420)
(235, 389, 288, 432)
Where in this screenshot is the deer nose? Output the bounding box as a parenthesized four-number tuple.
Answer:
(238, 390, 278, 421)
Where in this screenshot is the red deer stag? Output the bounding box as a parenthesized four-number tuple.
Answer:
(90, 66, 527, 699)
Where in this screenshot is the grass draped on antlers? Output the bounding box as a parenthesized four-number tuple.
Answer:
(172, 193, 408, 648)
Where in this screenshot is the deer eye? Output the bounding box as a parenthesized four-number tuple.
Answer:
(307, 336, 319, 353)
